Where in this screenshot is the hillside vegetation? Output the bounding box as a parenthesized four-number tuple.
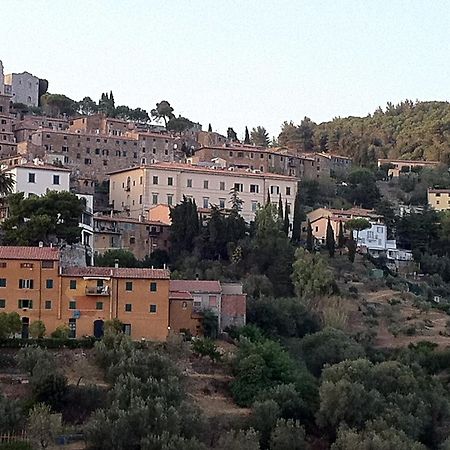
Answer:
(279, 101, 450, 165)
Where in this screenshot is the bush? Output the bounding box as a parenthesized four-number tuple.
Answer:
(51, 325, 70, 340)
(32, 373, 68, 411)
(191, 338, 222, 362)
(29, 321, 46, 339)
(0, 338, 95, 349)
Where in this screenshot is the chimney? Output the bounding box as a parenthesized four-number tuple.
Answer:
(114, 259, 119, 269)
(38, 241, 44, 248)
(195, 273, 199, 280)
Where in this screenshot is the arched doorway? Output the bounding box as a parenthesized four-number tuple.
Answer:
(21, 317, 29, 339)
(93, 320, 104, 339)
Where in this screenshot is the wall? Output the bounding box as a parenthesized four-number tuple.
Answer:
(169, 299, 202, 336)
(428, 191, 450, 211)
(4, 72, 39, 107)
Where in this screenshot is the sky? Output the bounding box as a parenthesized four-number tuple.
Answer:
(2, 0, 450, 139)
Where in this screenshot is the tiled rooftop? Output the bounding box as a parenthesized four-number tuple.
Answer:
(62, 266, 170, 279)
(170, 280, 222, 293)
(0, 246, 60, 261)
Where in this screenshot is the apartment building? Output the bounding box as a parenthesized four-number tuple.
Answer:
(0, 246, 171, 341)
(303, 152, 352, 178)
(193, 144, 318, 179)
(109, 162, 298, 223)
(428, 188, 450, 211)
(22, 120, 176, 182)
(13, 115, 69, 143)
(4, 72, 40, 107)
(93, 215, 170, 260)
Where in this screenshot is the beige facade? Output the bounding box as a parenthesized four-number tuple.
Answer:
(428, 189, 450, 211)
(378, 159, 440, 177)
(109, 162, 298, 223)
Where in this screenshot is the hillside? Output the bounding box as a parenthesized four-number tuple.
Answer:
(280, 101, 450, 165)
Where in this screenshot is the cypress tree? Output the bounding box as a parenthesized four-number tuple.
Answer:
(306, 219, 314, 252)
(326, 217, 335, 257)
(278, 193, 283, 219)
(283, 200, 290, 235)
(244, 126, 251, 144)
(291, 183, 302, 244)
(266, 190, 271, 205)
(208, 123, 212, 132)
(337, 220, 345, 248)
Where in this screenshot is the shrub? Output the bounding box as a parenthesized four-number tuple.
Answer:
(29, 321, 46, 339)
(32, 373, 68, 411)
(192, 338, 222, 362)
(51, 325, 70, 340)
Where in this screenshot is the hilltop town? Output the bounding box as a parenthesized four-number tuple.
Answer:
(3, 59, 450, 449)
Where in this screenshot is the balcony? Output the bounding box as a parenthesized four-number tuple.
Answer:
(85, 286, 110, 296)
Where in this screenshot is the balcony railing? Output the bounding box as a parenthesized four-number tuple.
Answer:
(85, 286, 110, 296)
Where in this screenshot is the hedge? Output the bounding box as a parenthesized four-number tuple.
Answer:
(0, 337, 97, 349)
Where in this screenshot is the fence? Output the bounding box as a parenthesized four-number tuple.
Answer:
(0, 431, 29, 443)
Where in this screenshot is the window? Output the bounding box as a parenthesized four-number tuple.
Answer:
(152, 176, 159, 184)
(251, 201, 258, 212)
(123, 324, 131, 336)
(125, 281, 133, 291)
(69, 280, 77, 290)
(20, 263, 33, 268)
(69, 301, 76, 310)
(125, 303, 132, 312)
(250, 184, 259, 193)
(377, 226, 383, 233)
(168, 177, 173, 186)
(0, 262, 6, 268)
(46, 279, 53, 289)
(203, 197, 209, 208)
(193, 296, 202, 309)
(229, 151, 233, 157)
(238, 152, 244, 158)
(149, 304, 157, 313)
(130, 237, 135, 245)
(42, 261, 54, 269)
(219, 181, 225, 191)
(19, 279, 34, 289)
(0, 299, 5, 308)
(209, 295, 217, 307)
(219, 198, 226, 209)
(152, 193, 158, 205)
(96, 302, 103, 310)
(270, 186, 280, 195)
(18, 299, 32, 309)
(203, 180, 209, 189)
(187, 179, 193, 188)
(286, 187, 291, 195)
(0, 279, 6, 287)
(45, 300, 52, 310)
(234, 183, 243, 192)
(28, 173, 35, 183)
(167, 194, 173, 206)
(260, 153, 264, 159)
(150, 282, 157, 292)
(182, 301, 187, 309)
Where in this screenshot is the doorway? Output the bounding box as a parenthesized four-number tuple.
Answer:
(21, 317, 29, 339)
(93, 320, 104, 338)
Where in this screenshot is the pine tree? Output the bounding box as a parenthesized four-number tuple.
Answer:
(244, 126, 251, 144)
(208, 123, 212, 132)
(326, 217, 335, 257)
(337, 220, 345, 248)
(306, 220, 314, 252)
(283, 200, 290, 235)
(278, 193, 283, 219)
(291, 183, 302, 244)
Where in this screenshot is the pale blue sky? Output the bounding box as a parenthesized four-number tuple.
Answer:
(2, 1, 450, 139)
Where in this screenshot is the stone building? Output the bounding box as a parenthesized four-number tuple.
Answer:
(0, 93, 17, 158)
(4, 72, 40, 107)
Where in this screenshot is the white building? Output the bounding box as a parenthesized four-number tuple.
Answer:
(2, 162, 94, 262)
(4, 72, 39, 107)
(353, 222, 396, 253)
(4, 162, 71, 197)
(108, 162, 298, 224)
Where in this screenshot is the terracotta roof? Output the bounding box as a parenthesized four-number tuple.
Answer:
(108, 162, 297, 181)
(169, 290, 193, 300)
(378, 158, 440, 165)
(62, 266, 170, 279)
(0, 246, 60, 261)
(170, 280, 221, 294)
(428, 188, 450, 194)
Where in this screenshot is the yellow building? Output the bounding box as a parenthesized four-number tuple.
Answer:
(428, 188, 450, 211)
(0, 246, 170, 341)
